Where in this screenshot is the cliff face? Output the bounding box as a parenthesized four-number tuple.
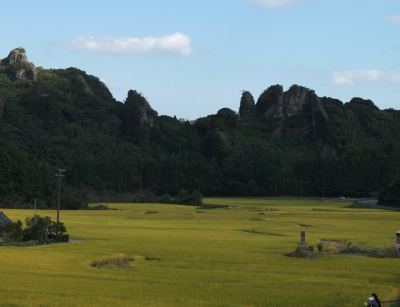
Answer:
(254, 84, 326, 118)
(239, 84, 330, 150)
(124, 90, 157, 126)
(284, 85, 309, 115)
(255, 84, 284, 117)
(1, 48, 37, 81)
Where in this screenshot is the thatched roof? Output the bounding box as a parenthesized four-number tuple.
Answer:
(0, 211, 11, 228)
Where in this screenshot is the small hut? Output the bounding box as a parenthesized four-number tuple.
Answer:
(0, 211, 12, 239)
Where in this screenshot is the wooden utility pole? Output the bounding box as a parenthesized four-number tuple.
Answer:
(34, 198, 37, 223)
(55, 169, 66, 224)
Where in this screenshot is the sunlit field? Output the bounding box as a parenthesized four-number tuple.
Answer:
(1, 198, 399, 306)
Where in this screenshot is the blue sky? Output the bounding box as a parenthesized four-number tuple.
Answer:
(1, 0, 399, 119)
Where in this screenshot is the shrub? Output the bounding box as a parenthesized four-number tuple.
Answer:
(23, 216, 52, 242)
(345, 201, 375, 209)
(341, 244, 365, 254)
(6, 215, 68, 244)
(321, 245, 337, 253)
(160, 194, 172, 204)
(342, 244, 400, 258)
(174, 189, 203, 206)
(366, 248, 385, 258)
(3, 220, 23, 242)
(382, 245, 400, 258)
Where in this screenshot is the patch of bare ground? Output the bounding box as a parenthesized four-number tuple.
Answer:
(89, 254, 134, 268)
(89, 254, 160, 268)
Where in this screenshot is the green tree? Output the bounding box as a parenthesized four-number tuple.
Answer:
(3, 220, 23, 242)
(23, 215, 67, 243)
(23, 215, 52, 242)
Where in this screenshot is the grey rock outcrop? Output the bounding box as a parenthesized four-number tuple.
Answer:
(306, 89, 328, 127)
(255, 84, 326, 119)
(125, 90, 157, 126)
(255, 84, 284, 117)
(1, 48, 37, 81)
(239, 91, 256, 116)
(284, 85, 309, 116)
(3, 48, 28, 64)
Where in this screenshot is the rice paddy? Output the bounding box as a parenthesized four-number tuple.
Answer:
(1, 197, 399, 306)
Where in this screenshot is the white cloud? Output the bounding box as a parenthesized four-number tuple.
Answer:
(332, 70, 400, 85)
(247, 0, 297, 8)
(382, 15, 400, 24)
(68, 32, 194, 56)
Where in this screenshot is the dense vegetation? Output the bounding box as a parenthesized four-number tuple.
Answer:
(1, 215, 68, 245)
(1, 48, 399, 208)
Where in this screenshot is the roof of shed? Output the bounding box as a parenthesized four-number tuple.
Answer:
(0, 211, 11, 228)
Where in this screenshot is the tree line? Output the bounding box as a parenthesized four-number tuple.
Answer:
(0, 60, 399, 209)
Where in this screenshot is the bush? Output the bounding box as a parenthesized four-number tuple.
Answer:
(160, 194, 172, 204)
(23, 216, 52, 242)
(321, 245, 337, 253)
(3, 220, 23, 242)
(342, 244, 400, 258)
(382, 245, 400, 258)
(5, 215, 69, 244)
(174, 190, 203, 206)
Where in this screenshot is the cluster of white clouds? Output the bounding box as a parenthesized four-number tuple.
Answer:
(66, 1, 298, 56)
(67, 1, 298, 57)
(68, 32, 193, 56)
(332, 70, 400, 85)
(332, 14, 400, 86)
(67, 2, 400, 90)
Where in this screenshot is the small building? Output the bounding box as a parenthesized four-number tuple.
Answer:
(0, 211, 12, 239)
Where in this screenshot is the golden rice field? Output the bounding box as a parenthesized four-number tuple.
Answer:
(1, 197, 400, 307)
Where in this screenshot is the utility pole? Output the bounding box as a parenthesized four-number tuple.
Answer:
(34, 198, 37, 224)
(55, 169, 66, 224)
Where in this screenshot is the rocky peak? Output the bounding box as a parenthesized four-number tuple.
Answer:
(255, 84, 326, 118)
(125, 90, 157, 126)
(239, 91, 256, 116)
(1, 48, 37, 81)
(283, 85, 309, 115)
(3, 48, 28, 64)
(255, 84, 284, 117)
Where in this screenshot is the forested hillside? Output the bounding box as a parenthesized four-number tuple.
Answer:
(1, 48, 399, 208)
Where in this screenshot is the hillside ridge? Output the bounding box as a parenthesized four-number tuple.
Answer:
(0, 47, 399, 208)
